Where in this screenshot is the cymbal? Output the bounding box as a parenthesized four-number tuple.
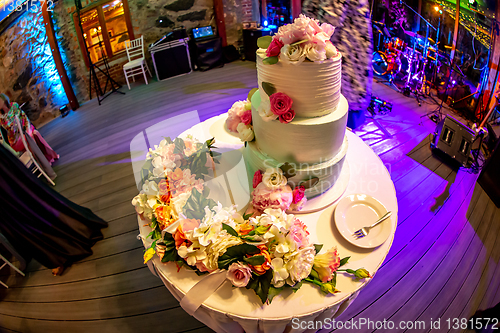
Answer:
(428, 37, 436, 44)
(444, 45, 453, 49)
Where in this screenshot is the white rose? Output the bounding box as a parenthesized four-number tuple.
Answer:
(304, 43, 326, 62)
(325, 41, 338, 59)
(262, 167, 287, 190)
(258, 97, 277, 122)
(237, 123, 254, 142)
(286, 245, 316, 285)
(280, 44, 306, 64)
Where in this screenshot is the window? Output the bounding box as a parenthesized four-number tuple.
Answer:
(74, 0, 134, 66)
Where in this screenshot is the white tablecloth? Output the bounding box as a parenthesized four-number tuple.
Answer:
(138, 114, 398, 333)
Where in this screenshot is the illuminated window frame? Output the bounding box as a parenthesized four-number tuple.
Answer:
(73, 0, 134, 68)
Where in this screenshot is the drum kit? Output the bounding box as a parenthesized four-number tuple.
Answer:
(372, 21, 450, 106)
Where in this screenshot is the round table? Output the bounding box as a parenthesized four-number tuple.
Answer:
(138, 114, 398, 333)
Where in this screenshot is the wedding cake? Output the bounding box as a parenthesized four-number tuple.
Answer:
(227, 15, 348, 209)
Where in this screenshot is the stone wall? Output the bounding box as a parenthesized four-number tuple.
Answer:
(0, 11, 72, 127)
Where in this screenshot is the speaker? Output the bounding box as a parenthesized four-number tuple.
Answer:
(478, 138, 500, 207)
(431, 115, 475, 167)
(243, 29, 271, 61)
(194, 37, 223, 71)
(150, 39, 192, 81)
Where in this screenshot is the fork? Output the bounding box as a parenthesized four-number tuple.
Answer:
(353, 211, 392, 239)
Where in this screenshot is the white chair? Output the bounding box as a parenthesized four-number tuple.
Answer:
(14, 115, 55, 186)
(123, 36, 152, 90)
(0, 233, 25, 288)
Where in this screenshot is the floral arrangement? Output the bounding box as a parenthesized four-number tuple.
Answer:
(257, 83, 295, 123)
(257, 14, 339, 65)
(225, 92, 255, 143)
(134, 136, 370, 304)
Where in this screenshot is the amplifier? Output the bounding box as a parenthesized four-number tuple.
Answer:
(243, 29, 271, 61)
(431, 115, 475, 167)
(194, 37, 223, 71)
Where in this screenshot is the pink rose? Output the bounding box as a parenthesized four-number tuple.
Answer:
(253, 170, 263, 188)
(251, 182, 293, 211)
(241, 109, 252, 126)
(227, 262, 253, 287)
(266, 38, 284, 57)
(290, 196, 307, 211)
(270, 92, 293, 116)
(226, 115, 241, 133)
(279, 109, 295, 123)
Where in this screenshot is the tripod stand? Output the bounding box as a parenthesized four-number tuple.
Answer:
(420, 59, 455, 124)
(75, 0, 124, 105)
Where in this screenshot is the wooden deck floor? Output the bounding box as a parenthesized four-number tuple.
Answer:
(0, 60, 499, 333)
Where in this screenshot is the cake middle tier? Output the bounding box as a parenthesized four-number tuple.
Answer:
(251, 90, 349, 165)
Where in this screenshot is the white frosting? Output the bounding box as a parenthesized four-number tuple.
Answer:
(244, 136, 348, 198)
(256, 49, 342, 118)
(251, 91, 348, 164)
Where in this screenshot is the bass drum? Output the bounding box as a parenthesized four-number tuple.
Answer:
(372, 51, 400, 76)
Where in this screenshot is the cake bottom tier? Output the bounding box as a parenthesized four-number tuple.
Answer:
(243, 135, 349, 198)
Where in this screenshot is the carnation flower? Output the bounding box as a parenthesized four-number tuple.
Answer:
(286, 245, 316, 285)
(226, 115, 241, 133)
(280, 44, 306, 64)
(313, 247, 341, 282)
(173, 218, 200, 248)
(227, 263, 253, 287)
(288, 218, 310, 249)
(237, 123, 254, 142)
(251, 184, 293, 218)
(262, 167, 287, 189)
(153, 203, 178, 230)
(228, 100, 247, 118)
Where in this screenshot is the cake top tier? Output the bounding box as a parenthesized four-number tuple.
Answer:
(259, 14, 340, 64)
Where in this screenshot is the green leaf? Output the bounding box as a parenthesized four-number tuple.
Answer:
(314, 244, 323, 255)
(267, 285, 284, 303)
(263, 56, 279, 65)
(243, 213, 253, 220)
(339, 256, 350, 267)
(291, 280, 303, 293)
(291, 39, 308, 46)
(218, 243, 260, 270)
(150, 217, 158, 231)
(162, 137, 173, 145)
(299, 176, 320, 190)
(173, 137, 186, 155)
(241, 235, 263, 242)
(279, 162, 296, 179)
(254, 224, 271, 235)
(257, 35, 272, 49)
(346, 269, 356, 274)
(243, 255, 265, 266)
(183, 188, 217, 220)
(262, 82, 277, 97)
(246, 270, 273, 304)
(309, 268, 320, 281)
(222, 223, 238, 237)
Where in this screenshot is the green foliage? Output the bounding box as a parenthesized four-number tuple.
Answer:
(173, 137, 186, 154)
(161, 232, 178, 262)
(247, 88, 259, 101)
(339, 256, 350, 267)
(243, 255, 265, 266)
(291, 281, 303, 293)
(263, 56, 279, 65)
(183, 187, 217, 220)
(291, 39, 308, 46)
(267, 285, 284, 303)
(222, 223, 238, 237)
(314, 244, 323, 255)
(218, 244, 260, 270)
(257, 35, 272, 49)
(262, 82, 277, 96)
(246, 270, 273, 304)
(279, 162, 296, 179)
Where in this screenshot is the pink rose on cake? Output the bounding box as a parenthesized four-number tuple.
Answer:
(226, 100, 249, 133)
(252, 182, 293, 211)
(240, 109, 252, 125)
(290, 185, 307, 211)
(270, 92, 293, 116)
(279, 109, 296, 124)
(266, 38, 284, 57)
(253, 170, 263, 188)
